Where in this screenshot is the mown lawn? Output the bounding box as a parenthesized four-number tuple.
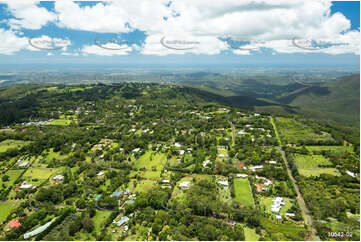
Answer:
(92, 210, 111, 233)
(23, 167, 62, 185)
(127, 179, 158, 193)
(0, 170, 23, 187)
(133, 151, 165, 170)
(0, 139, 30, 153)
(243, 225, 260, 241)
(0, 202, 19, 223)
(233, 178, 254, 207)
(46, 119, 72, 126)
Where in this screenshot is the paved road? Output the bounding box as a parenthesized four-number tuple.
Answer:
(278, 148, 320, 241)
(271, 117, 321, 241)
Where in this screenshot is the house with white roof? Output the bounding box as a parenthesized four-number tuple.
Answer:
(237, 130, 246, 135)
(346, 170, 355, 178)
(203, 160, 211, 168)
(179, 150, 185, 156)
(53, 175, 64, 182)
(179, 181, 191, 190)
(97, 171, 105, 176)
(174, 143, 181, 148)
(17, 162, 29, 168)
(236, 174, 248, 178)
(271, 197, 285, 214)
(132, 148, 141, 153)
(19, 181, 33, 189)
(249, 165, 263, 172)
(113, 216, 129, 227)
(218, 180, 229, 186)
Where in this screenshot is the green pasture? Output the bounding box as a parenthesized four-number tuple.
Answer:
(233, 178, 254, 207)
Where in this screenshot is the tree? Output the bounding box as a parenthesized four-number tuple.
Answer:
(2, 175, 9, 182)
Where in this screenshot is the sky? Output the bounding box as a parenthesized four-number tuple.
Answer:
(0, 0, 359, 68)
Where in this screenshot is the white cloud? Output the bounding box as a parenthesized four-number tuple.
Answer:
(0, 28, 28, 55)
(81, 43, 133, 56)
(1, 0, 359, 55)
(1, 0, 56, 30)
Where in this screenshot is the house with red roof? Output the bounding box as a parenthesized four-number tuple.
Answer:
(9, 220, 21, 230)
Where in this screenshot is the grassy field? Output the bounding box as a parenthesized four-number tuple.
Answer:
(233, 178, 254, 207)
(133, 151, 165, 170)
(275, 117, 334, 144)
(40, 148, 69, 164)
(294, 154, 333, 168)
(306, 146, 353, 155)
(293, 154, 339, 177)
(243, 225, 260, 241)
(0, 170, 23, 186)
(0, 139, 30, 153)
(127, 179, 158, 193)
(0, 202, 19, 223)
(92, 210, 111, 233)
(298, 168, 340, 177)
(23, 167, 61, 185)
(46, 119, 72, 126)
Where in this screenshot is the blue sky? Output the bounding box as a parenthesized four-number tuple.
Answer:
(0, 1, 359, 68)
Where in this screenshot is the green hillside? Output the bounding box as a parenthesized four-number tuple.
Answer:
(278, 75, 360, 126)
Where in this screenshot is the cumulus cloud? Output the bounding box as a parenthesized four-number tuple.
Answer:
(1, 0, 359, 55)
(0, 0, 56, 29)
(0, 28, 28, 55)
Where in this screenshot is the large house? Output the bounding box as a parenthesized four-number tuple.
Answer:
(113, 216, 129, 227)
(19, 181, 33, 189)
(271, 197, 285, 213)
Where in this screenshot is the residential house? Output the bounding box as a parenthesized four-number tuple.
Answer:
(179, 181, 191, 190)
(53, 175, 64, 182)
(19, 181, 33, 189)
(202, 160, 211, 168)
(113, 216, 129, 227)
(236, 174, 248, 178)
(9, 220, 21, 230)
(218, 180, 228, 186)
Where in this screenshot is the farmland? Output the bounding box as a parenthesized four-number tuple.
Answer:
(274, 117, 335, 145)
